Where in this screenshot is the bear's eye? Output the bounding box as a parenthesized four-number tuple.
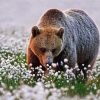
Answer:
(52, 48, 56, 53)
(40, 48, 46, 53)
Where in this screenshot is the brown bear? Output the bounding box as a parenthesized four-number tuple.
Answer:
(27, 9, 99, 79)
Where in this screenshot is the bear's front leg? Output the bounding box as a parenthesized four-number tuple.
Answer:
(27, 48, 48, 78)
(67, 47, 78, 75)
(27, 48, 40, 67)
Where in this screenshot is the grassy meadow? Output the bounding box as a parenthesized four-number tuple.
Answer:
(0, 49, 100, 100)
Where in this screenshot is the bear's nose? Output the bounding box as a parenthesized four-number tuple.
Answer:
(46, 57, 53, 65)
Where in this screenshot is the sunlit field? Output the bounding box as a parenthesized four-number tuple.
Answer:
(0, 0, 100, 100)
(0, 46, 100, 99)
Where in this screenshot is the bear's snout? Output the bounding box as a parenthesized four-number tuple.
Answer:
(42, 54, 53, 67)
(46, 56, 53, 65)
(42, 56, 53, 66)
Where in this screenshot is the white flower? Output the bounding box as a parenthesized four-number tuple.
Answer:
(8, 74, 13, 79)
(49, 66, 52, 69)
(54, 72, 58, 77)
(58, 75, 61, 79)
(46, 64, 49, 67)
(47, 68, 49, 71)
(49, 69, 54, 75)
(64, 58, 68, 63)
(71, 86, 75, 90)
(64, 65, 69, 69)
(82, 64, 84, 66)
(39, 65, 42, 68)
(41, 70, 44, 74)
(92, 83, 97, 90)
(84, 67, 87, 70)
(52, 63, 57, 68)
(1, 82, 6, 88)
(29, 63, 32, 67)
(88, 64, 91, 68)
(45, 84, 51, 88)
(67, 80, 69, 83)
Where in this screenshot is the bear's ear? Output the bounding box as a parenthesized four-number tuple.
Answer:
(31, 26, 40, 37)
(56, 27, 64, 39)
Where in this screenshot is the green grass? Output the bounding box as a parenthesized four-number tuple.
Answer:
(0, 50, 36, 91)
(0, 50, 100, 97)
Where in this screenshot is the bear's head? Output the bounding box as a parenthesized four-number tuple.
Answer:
(29, 26, 64, 67)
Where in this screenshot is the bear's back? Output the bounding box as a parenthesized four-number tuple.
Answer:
(38, 9, 66, 27)
(64, 9, 99, 63)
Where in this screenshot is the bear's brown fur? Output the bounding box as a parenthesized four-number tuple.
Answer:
(27, 9, 99, 79)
